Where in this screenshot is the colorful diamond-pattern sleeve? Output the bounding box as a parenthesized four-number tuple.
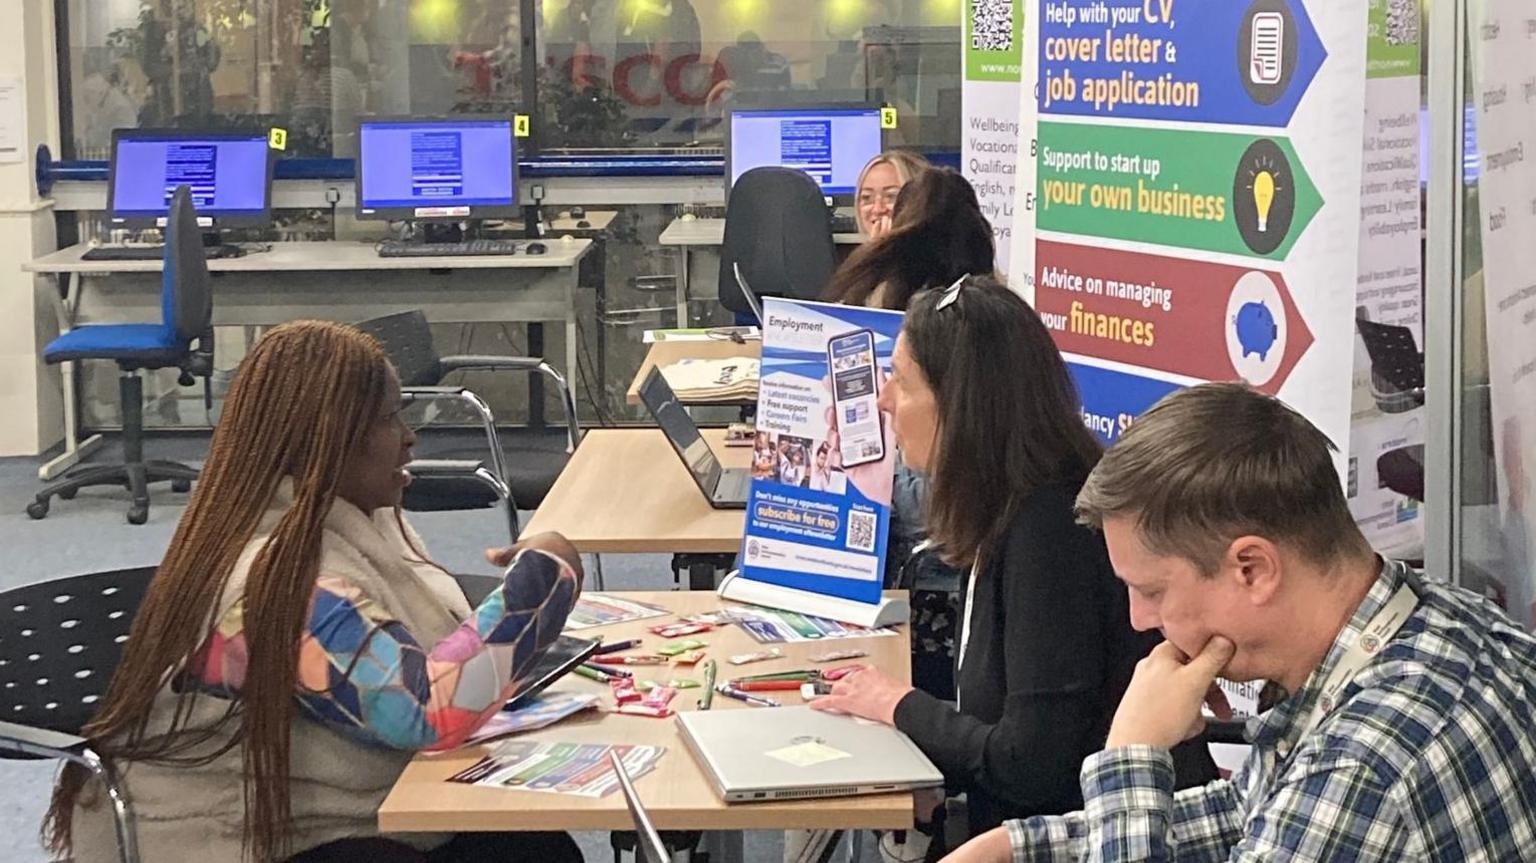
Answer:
(189, 548, 580, 752)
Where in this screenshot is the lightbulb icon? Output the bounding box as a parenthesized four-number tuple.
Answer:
(1253, 171, 1276, 233)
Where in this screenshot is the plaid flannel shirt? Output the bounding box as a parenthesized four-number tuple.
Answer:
(1007, 559, 1536, 861)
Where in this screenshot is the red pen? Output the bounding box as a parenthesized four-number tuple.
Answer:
(590, 654, 669, 666)
(732, 679, 806, 692)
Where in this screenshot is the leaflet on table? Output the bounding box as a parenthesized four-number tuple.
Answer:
(728, 604, 899, 644)
(739, 298, 902, 606)
(466, 692, 601, 745)
(449, 741, 666, 797)
(564, 594, 670, 631)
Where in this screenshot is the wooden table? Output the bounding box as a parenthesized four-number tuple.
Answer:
(379, 590, 913, 835)
(627, 339, 763, 406)
(523, 428, 748, 555)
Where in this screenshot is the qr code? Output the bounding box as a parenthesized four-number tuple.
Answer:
(971, 0, 1014, 52)
(847, 511, 878, 553)
(1384, 0, 1418, 46)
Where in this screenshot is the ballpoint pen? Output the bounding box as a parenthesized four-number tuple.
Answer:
(731, 679, 805, 692)
(732, 669, 816, 683)
(699, 659, 718, 710)
(589, 654, 669, 665)
(593, 638, 643, 655)
(714, 684, 780, 708)
(583, 661, 632, 678)
(573, 664, 615, 683)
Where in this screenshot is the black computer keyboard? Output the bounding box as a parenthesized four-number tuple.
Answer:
(82, 243, 245, 261)
(829, 214, 860, 235)
(377, 239, 524, 258)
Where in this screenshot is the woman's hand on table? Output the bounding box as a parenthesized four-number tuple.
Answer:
(809, 666, 913, 726)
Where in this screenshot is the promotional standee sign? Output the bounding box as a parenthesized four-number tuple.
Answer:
(1014, 0, 1370, 769)
(1025, 0, 1368, 473)
(1348, 0, 1423, 558)
(964, 0, 1026, 276)
(737, 299, 904, 609)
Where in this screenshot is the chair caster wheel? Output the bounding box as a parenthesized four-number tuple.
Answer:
(171, 479, 192, 493)
(127, 505, 148, 525)
(58, 487, 78, 500)
(26, 500, 49, 520)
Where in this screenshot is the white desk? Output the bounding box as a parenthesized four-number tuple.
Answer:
(23, 239, 593, 480)
(658, 218, 862, 326)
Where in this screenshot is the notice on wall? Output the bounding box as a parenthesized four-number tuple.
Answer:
(1348, 0, 1424, 558)
(1020, 0, 1370, 471)
(963, 0, 1027, 277)
(0, 77, 23, 165)
(1470, 0, 1536, 627)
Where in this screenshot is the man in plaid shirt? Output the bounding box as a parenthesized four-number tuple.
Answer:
(943, 384, 1536, 862)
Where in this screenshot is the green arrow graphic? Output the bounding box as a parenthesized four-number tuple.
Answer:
(1037, 122, 1324, 261)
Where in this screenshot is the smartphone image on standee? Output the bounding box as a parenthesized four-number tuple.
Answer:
(827, 329, 885, 468)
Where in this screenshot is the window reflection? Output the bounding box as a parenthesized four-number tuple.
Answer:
(68, 0, 962, 159)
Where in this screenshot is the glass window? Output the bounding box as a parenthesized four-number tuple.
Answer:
(537, 0, 962, 153)
(66, 0, 528, 160)
(66, 1, 964, 161)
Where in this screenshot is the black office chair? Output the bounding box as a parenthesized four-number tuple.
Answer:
(0, 566, 158, 863)
(29, 186, 213, 524)
(1356, 317, 1424, 414)
(355, 311, 581, 543)
(718, 166, 837, 318)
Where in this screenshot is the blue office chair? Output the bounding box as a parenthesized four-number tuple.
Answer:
(28, 186, 213, 525)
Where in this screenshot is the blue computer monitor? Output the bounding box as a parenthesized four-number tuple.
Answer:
(725, 107, 885, 202)
(355, 117, 519, 221)
(107, 130, 275, 228)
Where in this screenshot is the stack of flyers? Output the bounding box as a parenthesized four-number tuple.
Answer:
(564, 594, 670, 631)
(449, 741, 666, 798)
(728, 605, 900, 644)
(466, 692, 600, 744)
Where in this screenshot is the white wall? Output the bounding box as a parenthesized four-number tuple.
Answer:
(0, 0, 62, 456)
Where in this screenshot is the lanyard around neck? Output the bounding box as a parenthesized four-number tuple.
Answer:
(1295, 582, 1418, 739)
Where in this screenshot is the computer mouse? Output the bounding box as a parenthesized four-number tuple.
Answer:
(680, 212, 698, 222)
(527, 242, 548, 255)
(577, 219, 591, 228)
(571, 206, 587, 218)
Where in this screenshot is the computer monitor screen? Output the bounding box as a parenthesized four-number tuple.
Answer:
(356, 118, 518, 220)
(107, 131, 274, 228)
(727, 107, 884, 199)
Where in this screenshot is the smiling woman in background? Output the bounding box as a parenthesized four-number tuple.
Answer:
(854, 150, 930, 239)
(47, 321, 583, 863)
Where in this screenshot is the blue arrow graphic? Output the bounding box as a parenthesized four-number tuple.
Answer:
(1039, 0, 1326, 127)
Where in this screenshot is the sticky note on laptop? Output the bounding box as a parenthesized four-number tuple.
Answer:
(765, 740, 853, 768)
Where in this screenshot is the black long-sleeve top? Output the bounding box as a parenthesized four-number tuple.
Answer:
(892, 478, 1217, 836)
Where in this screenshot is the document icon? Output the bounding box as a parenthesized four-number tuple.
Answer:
(1251, 13, 1284, 85)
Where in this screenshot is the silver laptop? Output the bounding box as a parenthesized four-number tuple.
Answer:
(638, 366, 751, 509)
(610, 751, 670, 863)
(677, 705, 943, 802)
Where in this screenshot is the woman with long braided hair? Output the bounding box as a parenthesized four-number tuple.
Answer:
(47, 321, 584, 863)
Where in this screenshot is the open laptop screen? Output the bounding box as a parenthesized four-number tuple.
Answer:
(638, 368, 722, 494)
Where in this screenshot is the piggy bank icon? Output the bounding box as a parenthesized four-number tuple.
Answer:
(1234, 301, 1278, 361)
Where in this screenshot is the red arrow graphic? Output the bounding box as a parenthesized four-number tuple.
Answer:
(1034, 240, 1314, 394)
